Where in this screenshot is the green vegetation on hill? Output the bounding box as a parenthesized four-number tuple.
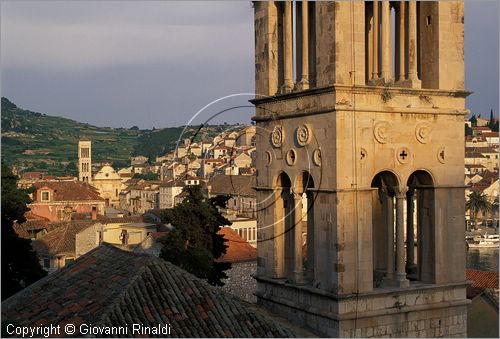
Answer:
(1, 97, 242, 176)
(1, 97, 141, 176)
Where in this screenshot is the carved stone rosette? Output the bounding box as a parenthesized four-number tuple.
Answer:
(271, 125, 284, 148)
(296, 124, 312, 146)
(415, 122, 432, 144)
(373, 121, 391, 144)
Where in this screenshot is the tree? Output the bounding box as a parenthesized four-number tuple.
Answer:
(469, 115, 477, 127)
(132, 172, 159, 180)
(466, 191, 492, 230)
(159, 186, 231, 286)
(465, 124, 473, 136)
(488, 109, 495, 129)
(1, 161, 46, 300)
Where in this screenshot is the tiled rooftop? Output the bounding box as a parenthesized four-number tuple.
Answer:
(209, 175, 256, 198)
(218, 227, 257, 263)
(32, 222, 94, 257)
(33, 181, 103, 202)
(2, 244, 299, 338)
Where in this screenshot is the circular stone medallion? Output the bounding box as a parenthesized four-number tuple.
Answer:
(286, 149, 297, 166)
(373, 121, 391, 144)
(415, 122, 432, 144)
(437, 146, 446, 164)
(312, 149, 322, 166)
(265, 151, 272, 166)
(396, 146, 411, 164)
(296, 124, 312, 146)
(271, 125, 284, 148)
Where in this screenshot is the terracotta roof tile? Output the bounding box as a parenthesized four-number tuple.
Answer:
(217, 227, 257, 263)
(209, 175, 256, 197)
(32, 222, 94, 256)
(466, 269, 499, 289)
(33, 181, 103, 202)
(2, 244, 298, 337)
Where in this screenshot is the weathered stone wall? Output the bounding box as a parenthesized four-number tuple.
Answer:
(257, 278, 469, 337)
(75, 224, 99, 258)
(219, 261, 257, 304)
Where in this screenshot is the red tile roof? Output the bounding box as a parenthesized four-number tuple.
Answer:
(33, 181, 103, 202)
(24, 211, 50, 221)
(2, 244, 298, 337)
(21, 171, 45, 180)
(217, 227, 257, 263)
(466, 269, 499, 289)
(32, 222, 94, 256)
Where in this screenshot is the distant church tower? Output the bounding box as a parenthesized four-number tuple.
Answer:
(78, 139, 92, 184)
(252, 1, 468, 337)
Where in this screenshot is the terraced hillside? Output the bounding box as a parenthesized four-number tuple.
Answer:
(1, 97, 242, 176)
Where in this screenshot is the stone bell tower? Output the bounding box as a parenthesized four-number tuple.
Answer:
(252, 1, 469, 337)
(78, 139, 92, 184)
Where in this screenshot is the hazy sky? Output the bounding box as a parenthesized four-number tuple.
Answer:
(1, 1, 499, 129)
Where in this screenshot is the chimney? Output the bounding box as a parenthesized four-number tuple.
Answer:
(92, 206, 97, 220)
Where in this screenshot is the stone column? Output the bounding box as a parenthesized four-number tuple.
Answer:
(380, 1, 391, 81)
(305, 192, 314, 283)
(298, 0, 309, 90)
(406, 188, 416, 274)
(384, 189, 395, 281)
(396, 187, 410, 287)
(293, 192, 304, 284)
(407, 0, 421, 87)
(372, 0, 379, 80)
(282, 1, 294, 93)
(274, 188, 285, 278)
(398, 1, 406, 82)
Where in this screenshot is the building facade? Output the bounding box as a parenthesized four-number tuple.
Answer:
(92, 163, 123, 207)
(252, 1, 468, 337)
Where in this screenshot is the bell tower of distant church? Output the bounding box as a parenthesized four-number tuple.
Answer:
(78, 139, 92, 184)
(252, 1, 469, 337)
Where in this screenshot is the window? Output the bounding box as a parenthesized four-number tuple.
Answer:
(64, 258, 75, 266)
(41, 191, 50, 201)
(43, 258, 50, 268)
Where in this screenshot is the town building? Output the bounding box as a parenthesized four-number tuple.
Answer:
(217, 227, 258, 303)
(29, 180, 105, 222)
(208, 175, 256, 219)
(252, 1, 468, 337)
(465, 269, 499, 338)
(92, 163, 122, 207)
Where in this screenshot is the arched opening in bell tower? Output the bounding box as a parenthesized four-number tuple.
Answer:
(295, 171, 315, 284)
(407, 169, 435, 284)
(371, 170, 399, 287)
(274, 171, 293, 279)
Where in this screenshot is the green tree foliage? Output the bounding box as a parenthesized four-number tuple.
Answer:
(132, 172, 159, 180)
(465, 124, 473, 136)
(466, 191, 493, 229)
(469, 115, 477, 127)
(1, 161, 47, 300)
(492, 121, 499, 132)
(488, 109, 495, 128)
(159, 186, 231, 286)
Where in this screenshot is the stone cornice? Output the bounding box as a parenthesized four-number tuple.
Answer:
(250, 84, 472, 106)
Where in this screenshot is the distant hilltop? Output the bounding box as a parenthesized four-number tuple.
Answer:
(1, 98, 245, 175)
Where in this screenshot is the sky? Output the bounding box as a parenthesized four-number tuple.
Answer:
(1, 1, 499, 129)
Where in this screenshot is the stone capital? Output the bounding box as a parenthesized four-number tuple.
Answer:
(395, 186, 408, 199)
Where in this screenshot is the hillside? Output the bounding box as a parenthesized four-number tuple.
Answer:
(1, 98, 241, 176)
